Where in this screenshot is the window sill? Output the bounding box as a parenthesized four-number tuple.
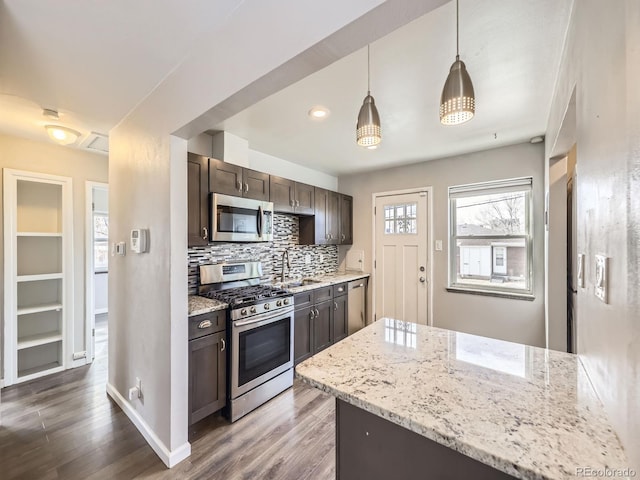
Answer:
(446, 286, 535, 301)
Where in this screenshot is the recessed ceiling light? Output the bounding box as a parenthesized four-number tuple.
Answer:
(308, 106, 330, 119)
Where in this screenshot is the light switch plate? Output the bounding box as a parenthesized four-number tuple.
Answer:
(435, 240, 443, 251)
(594, 254, 608, 303)
(577, 253, 585, 288)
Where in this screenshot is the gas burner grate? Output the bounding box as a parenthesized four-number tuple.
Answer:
(204, 285, 290, 306)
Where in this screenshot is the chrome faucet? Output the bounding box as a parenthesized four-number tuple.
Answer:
(280, 249, 291, 283)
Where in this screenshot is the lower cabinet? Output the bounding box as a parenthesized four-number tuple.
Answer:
(189, 314, 227, 425)
(293, 282, 351, 366)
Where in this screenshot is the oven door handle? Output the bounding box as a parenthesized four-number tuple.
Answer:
(257, 206, 263, 238)
(234, 308, 293, 328)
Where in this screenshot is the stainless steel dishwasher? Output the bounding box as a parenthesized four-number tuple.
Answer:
(347, 279, 367, 334)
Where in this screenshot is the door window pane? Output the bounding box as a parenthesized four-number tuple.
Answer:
(383, 203, 418, 235)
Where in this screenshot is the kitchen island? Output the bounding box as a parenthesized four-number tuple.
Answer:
(295, 319, 629, 480)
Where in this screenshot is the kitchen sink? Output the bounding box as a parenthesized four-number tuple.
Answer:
(281, 278, 323, 287)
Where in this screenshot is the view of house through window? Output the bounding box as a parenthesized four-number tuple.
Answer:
(449, 178, 532, 295)
(94, 213, 109, 271)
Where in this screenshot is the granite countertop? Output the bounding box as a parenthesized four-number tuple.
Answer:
(188, 271, 369, 316)
(188, 295, 228, 317)
(295, 319, 629, 480)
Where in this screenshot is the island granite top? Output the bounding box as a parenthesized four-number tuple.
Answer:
(295, 319, 629, 480)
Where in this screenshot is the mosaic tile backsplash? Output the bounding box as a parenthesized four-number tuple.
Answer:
(188, 214, 338, 294)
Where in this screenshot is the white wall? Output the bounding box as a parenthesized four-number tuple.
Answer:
(339, 142, 546, 347)
(0, 133, 108, 379)
(545, 0, 639, 470)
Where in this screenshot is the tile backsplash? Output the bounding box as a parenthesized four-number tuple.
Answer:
(188, 214, 338, 294)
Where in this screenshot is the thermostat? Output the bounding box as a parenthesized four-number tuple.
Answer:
(131, 229, 149, 254)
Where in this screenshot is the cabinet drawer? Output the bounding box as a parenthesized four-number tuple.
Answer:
(313, 286, 333, 303)
(189, 311, 225, 340)
(333, 282, 347, 298)
(294, 291, 313, 309)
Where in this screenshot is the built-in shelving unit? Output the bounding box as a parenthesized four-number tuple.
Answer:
(4, 169, 73, 385)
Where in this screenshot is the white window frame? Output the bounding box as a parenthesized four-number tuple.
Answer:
(448, 177, 534, 299)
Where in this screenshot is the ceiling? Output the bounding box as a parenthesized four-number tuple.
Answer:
(211, 0, 573, 175)
(0, 0, 572, 173)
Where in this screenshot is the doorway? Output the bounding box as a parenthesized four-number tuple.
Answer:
(85, 182, 109, 362)
(373, 189, 431, 325)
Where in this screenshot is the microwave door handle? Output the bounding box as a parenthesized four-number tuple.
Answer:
(257, 205, 263, 237)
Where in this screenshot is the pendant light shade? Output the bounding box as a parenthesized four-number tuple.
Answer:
(356, 45, 381, 148)
(440, 0, 475, 125)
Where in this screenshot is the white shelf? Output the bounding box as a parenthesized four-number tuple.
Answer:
(17, 333, 63, 350)
(18, 362, 63, 381)
(17, 273, 63, 282)
(17, 232, 62, 237)
(17, 303, 63, 316)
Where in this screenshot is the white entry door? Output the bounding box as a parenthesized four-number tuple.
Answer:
(374, 191, 428, 324)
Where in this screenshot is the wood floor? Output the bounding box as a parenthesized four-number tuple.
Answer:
(0, 315, 336, 479)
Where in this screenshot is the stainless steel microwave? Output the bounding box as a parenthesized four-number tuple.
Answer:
(210, 193, 273, 242)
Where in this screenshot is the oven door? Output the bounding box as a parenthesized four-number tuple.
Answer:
(231, 307, 294, 399)
(211, 193, 273, 242)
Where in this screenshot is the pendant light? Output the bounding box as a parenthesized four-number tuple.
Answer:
(356, 45, 381, 148)
(440, 0, 475, 125)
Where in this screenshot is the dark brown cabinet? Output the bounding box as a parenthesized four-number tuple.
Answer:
(187, 153, 210, 247)
(209, 158, 269, 201)
(300, 188, 353, 246)
(333, 286, 348, 343)
(293, 284, 352, 365)
(189, 312, 226, 425)
(270, 176, 315, 215)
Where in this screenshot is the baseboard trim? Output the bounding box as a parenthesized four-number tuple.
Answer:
(106, 382, 191, 468)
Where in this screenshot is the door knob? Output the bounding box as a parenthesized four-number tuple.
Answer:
(419, 277, 426, 283)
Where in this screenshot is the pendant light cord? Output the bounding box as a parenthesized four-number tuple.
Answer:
(456, 0, 460, 59)
(367, 44, 371, 94)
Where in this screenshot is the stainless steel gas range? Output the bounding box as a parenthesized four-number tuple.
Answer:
(198, 262, 294, 422)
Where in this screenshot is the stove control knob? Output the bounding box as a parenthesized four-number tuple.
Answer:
(264, 303, 270, 310)
(276, 300, 282, 307)
(240, 308, 247, 316)
(250, 306, 257, 314)
(283, 298, 290, 305)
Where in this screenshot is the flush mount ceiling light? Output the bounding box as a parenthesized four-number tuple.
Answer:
(45, 125, 81, 145)
(356, 44, 381, 148)
(308, 106, 330, 119)
(440, 0, 475, 126)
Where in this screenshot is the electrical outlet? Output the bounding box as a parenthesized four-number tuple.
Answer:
(319, 254, 324, 263)
(305, 254, 311, 265)
(136, 377, 142, 398)
(594, 255, 608, 303)
(72, 351, 87, 360)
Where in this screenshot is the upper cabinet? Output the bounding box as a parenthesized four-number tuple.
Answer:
(270, 176, 314, 215)
(209, 158, 269, 201)
(300, 188, 353, 245)
(188, 153, 209, 247)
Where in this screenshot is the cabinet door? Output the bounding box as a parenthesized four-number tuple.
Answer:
(189, 331, 227, 425)
(187, 153, 209, 246)
(333, 294, 348, 343)
(339, 194, 353, 245)
(270, 176, 295, 213)
(243, 168, 270, 201)
(294, 182, 315, 215)
(209, 158, 243, 196)
(294, 306, 313, 365)
(313, 300, 333, 353)
(313, 188, 329, 244)
(327, 191, 341, 244)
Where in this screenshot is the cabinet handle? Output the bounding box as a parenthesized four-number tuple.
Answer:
(296, 199, 300, 207)
(244, 182, 249, 193)
(338, 287, 344, 293)
(198, 320, 212, 329)
(328, 233, 333, 240)
(341, 233, 346, 242)
(202, 227, 208, 240)
(310, 310, 315, 319)
(334, 302, 338, 311)
(221, 338, 226, 351)
(237, 179, 242, 192)
(290, 199, 295, 207)
(315, 308, 319, 317)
